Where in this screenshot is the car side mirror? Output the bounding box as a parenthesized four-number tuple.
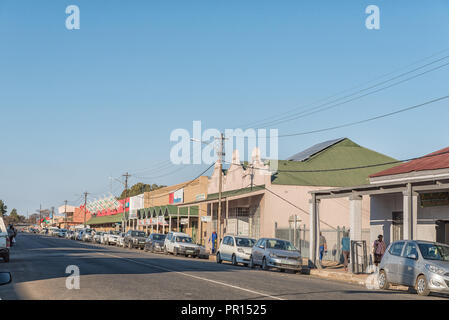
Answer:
(407, 253, 417, 260)
(0, 272, 12, 286)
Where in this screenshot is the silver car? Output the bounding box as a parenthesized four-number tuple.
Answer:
(249, 238, 302, 272)
(378, 240, 449, 296)
(217, 235, 256, 266)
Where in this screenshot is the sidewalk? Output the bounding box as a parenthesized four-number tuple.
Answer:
(308, 260, 369, 285)
(308, 260, 410, 291)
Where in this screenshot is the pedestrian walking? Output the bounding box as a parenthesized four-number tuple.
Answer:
(373, 235, 386, 268)
(341, 231, 350, 272)
(319, 232, 327, 264)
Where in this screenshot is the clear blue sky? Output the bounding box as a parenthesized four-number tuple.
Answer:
(0, 0, 448, 215)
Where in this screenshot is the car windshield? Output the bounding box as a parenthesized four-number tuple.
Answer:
(418, 243, 449, 261)
(266, 239, 297, 251)
(235, 237, 256, 247)
(176, 236, 192, 243)
(131, 231, 146, 237)
(153, 234, 166, 241)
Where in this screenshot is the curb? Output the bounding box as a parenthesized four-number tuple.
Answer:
(309, 269, 367, 285)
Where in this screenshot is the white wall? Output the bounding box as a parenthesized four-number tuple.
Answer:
(370, 193, 449, 245)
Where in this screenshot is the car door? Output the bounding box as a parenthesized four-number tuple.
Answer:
(227, 237, 236, 260)
(386, 241, 406, 284)
(255, 239, 266, 264)
(400, 241, 420, 286)
(220, 237, 230, 260)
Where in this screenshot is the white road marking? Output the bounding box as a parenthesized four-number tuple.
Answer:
(99, 252, 285, 300)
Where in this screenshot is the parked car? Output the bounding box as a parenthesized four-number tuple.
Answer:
(0, 217, 10, 262)
(124, 230, 147, 249)
(144, 233, 166, 253)
(93, 231, 104, 244)
(82, 229, 94, 242)
(249, 238, 302, 273)
(116, 232, 125, 247)
(104, 230, 121, 245)
(76, 229, 92, 241)
(217, 235, 256, 266)
(378, 240, 449, 296)
(164, 232, 200, 257)
(48, 227, 60, 236)
(65, 230, 74, 239)
(57, 229, 67, 238)
(197, 245, 210, 259)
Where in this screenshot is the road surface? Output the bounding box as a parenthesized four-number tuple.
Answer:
(0, 233, 446, 300)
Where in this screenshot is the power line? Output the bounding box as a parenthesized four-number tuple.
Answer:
(274, 93, 449, 138)
(237, 48, 449, 129)
(252, 59, 449, 129)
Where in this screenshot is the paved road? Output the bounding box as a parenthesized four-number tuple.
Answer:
(0, 233, 446, 300)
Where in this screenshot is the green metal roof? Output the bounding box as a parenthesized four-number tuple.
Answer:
(272, 138, 397, 187)
(87, 212, 124, 225)
(207, 185, 265, 200)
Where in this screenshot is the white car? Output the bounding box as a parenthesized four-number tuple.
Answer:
(216, 235, 256, 266)
(116, 232, 125, 247)
(164, 232, 200, 257)
(104, 230, 120, 245)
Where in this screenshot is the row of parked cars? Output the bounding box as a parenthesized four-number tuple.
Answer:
(38, 227, 304, 272)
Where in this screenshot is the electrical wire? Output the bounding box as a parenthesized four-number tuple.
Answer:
(252, 59, 449, 129)
(237, 48, 449, 130)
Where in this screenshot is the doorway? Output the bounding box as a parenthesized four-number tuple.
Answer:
(392, 211, 403, 242)
(436, 220, 449, 245)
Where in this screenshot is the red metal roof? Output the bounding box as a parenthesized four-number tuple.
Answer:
(370, 146, 449, 178)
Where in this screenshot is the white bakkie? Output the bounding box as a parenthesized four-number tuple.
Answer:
(0, 217, 10, 262)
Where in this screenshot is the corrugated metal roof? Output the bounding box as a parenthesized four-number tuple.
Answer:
(370, 146, 449, 178)
(287, 138, 345, 161)
(273, 138, 398, 187)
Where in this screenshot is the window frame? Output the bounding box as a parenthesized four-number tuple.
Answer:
(389, 241, 405, 256)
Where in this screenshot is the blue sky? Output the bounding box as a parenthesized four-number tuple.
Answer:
(0, 0, 448, 215)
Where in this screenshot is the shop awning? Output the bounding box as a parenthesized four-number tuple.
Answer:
(87, 212, 124, 225)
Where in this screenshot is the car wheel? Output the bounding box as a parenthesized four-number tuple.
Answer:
(216, 252, 222, 264)
(231, 254, 237, 266)
(280, 269, 285, 273)
(262, 257, 268, 271)
(3, 253, 10, 263)
(249, 256, 255, 269)
(416, 275, 430, 296)
(243, 263, 248, 267)
(378, 270, 390, 290)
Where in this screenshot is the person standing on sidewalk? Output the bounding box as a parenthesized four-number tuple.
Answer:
(373, 235, 386, 268)
(341, 231, 350, 272)
(319, 232, 327, 264)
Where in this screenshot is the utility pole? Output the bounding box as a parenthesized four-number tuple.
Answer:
(123, 172, 130, 232)
(216, 133, 225, 246)
(64, 200, 68, 229)
(83, 192, 89, 227)
(39, 204, 42, 228)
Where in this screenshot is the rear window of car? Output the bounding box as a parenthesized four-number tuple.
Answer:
(235, 237, 256, 247)
(152, 234, 165, 240)
(389, 241, 405, 256)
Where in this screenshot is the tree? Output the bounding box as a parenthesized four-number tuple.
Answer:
(4, 208, 26, 225)
(118, 182, 166, 199)
(0, 200, 7, 217)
